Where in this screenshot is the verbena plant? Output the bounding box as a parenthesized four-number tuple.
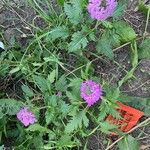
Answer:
(0, 0, 150, 149)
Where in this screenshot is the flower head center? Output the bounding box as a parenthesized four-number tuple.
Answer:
(86, 86, 93, 94)
(100, 0, 107, 8)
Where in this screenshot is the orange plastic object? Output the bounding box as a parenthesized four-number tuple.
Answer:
(106, 101, 144, 133)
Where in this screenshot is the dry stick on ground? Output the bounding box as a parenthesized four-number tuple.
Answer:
(105, 117, 150, 150)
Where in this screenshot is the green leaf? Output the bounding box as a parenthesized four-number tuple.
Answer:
(26, 124, 50, 133)
(65, 111, 89, 133)
(118, 67, 136, 87)
(57, 0, 65, 5)
(130, 40, 138, 67)
(100, 121, 117, 134)
(45, 109, 55, 125)
(64, 0, 83, 25)
(33, 75, 50, 92)
(138, 1, 150, 15)
(96, 33, 114, 59)
(144, 107, 150, 116)
(55, 75, 67, 92)
(57, 134, 75, 148)
(21, 85, 34, 97)
(113, 21, 136, 42)
(118, 135, 140, 150)
(66, 91, 79, 102)
(68, 31, 88, 52)
(0, 64, 9, 76)
(48, 70, 56, 83)
(68, 78, 83, 87)
(0, 99, 23, 117)
(60, 101, 71, 116)
(138, 38, 150, 59)
(9, 66, 20, 74)
(113, 0, 128, 18)
(49, 26, 69, 41)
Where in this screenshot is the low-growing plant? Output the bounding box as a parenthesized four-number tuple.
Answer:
(0, 0, 150, 149)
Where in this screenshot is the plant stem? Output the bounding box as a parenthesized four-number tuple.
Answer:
(105, 117, 150, 150)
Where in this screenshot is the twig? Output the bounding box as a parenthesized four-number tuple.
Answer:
(105, 117, 150, 150)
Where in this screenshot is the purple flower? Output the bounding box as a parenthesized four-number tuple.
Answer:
(17, 107, 37, 126)
(80, 80, 103, 106)
(87, 0, 117, 20)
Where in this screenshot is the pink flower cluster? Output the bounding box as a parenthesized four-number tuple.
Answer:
(87, 0, 117, 20)
(80, 80, 103, 106)
(17, 107, 37, 126)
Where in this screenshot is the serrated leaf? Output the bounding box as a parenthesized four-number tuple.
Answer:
(49, 26, 69, 41)
(100, 121, 117, 134)
(26, 124, 50, 133)
(68, 31, 88, 52)
(45, 109, 55, 125)
(48, 70, 56, 83)
(21, 85, 34, 97)
(138, 38, 150, 59)
(57, 134, 75, 148)
(66, 91, 78, 102)
(0, 99, 23, 116)
(65, 111, 89, 133)
(113, 0, 128, 18)
(55, 75, 67, 91)
(96, 34, 114, 59)
(33, 75, 50, 92)
(113, 21, 136, 42)
(68, 78, 83, 87)
(60, 101, 71, 116)
(64, 0, 83, 25)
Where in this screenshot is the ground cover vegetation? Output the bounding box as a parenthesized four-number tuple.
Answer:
(0, 0, 150, 149)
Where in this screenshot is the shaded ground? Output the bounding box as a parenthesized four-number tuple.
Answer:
(0, 0, 150, 149)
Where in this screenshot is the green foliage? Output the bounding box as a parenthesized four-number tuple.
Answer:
(0, 0, 149, 149)
(100, 121, 117, 134)
(118, 135, 140, 150)
(48, 69, 56, 84)
(57, 0, 65, 5)
(0, 99, 23, 118)
(68, 31, 88, 53)
(22, 85, 34, 97)
(55, 75, 67, 91)
(64, 0, 83, 25)
(138, 38, 150, 59)
(56, 134, 75, 148)
(96, 32, 114, 59)
(113, 0, 128, 18)
(113, 21, 136, 42)
(26, 124, 50, 133)
(65, 110, 89, 133)
(138, 0, 150, 15)
(33, 75, 51, 92)
(49, 26, 69, 41)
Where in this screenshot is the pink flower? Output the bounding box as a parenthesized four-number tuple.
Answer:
(80, 80, 103, 106)
(87, 0, 117, 20)
(17, 107, 37, 126)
